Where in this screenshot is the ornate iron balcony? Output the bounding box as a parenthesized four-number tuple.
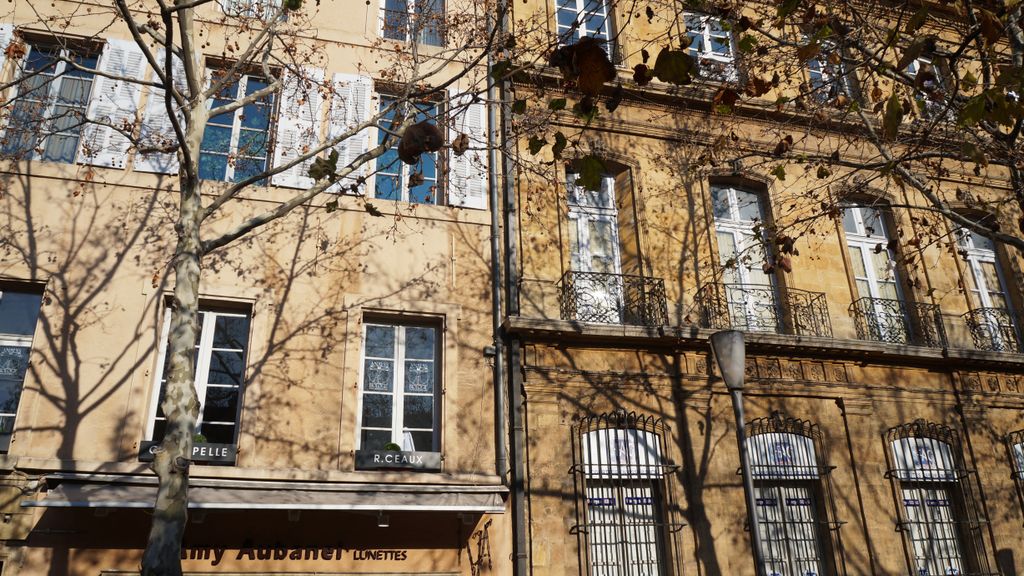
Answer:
(962, 307, 1022, 353)
(694, 283, 833, 338)
(849, 297, 947, 347)
(558, 271, 668, 327)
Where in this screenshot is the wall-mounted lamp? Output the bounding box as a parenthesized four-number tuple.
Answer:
(377, 511, 390, 528)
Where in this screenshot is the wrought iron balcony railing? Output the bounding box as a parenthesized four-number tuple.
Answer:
(694, 283, 833, 337)
(962, 307, 1022, 353)
(558, 271, 668, 327)
(849, 297, 947, 348)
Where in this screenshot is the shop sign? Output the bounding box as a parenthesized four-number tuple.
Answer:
(354, 450, 441, 471)
(182, 544, 409, 566)
(138, 441, 237, 464)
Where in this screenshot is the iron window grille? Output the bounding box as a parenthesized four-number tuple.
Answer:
(570, 411, 684, 576)
(884, 420, 995, 576)
(745, 414, 846, 576)
(1007, 430, 1024, 526)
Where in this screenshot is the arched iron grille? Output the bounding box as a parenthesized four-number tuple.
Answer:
(1007, 429, 1024, 526)
(744, 413, 846, 576)
(570, 411, 684, 576)
(884, 420, 994, 576)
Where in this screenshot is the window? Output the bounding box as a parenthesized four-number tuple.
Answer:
(223, 0, 282, 18)
(571, 411, 682, 576)
(957, 228, 1019, 352)
(746, 414, 843, 576)
(905, 57, 948, 118)
(381, 0, 445, 46)
(684, 14, 737, 82)
(1008, 430, 1024, 521)
(555, 0, 613, 48)
(842, 204, 910, 342)
(711, 185, 779, 332)
(147, 307, 251, 447)
(0, 287, 43, 452)
(374, 95, 439, 204)
(358, 322, 439, 452)
(199, 71, 275, 183)
(806, 42, 854, 104)
(1, 42, 98, 163)
(566, 171, 623, 323)
(885, 421, 993, 576)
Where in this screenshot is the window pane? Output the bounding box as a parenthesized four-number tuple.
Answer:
(0, 291, 43, 336)
(735, 189, 763, 222)
(405, 326, 435, 359)
(201, 125, 234, 154)
(198, 153, 229, 181)
(364, 359, 394, 392)
(198, 422, 235, 444)
(402, 395, 433, 429)
(407, 430, 433, 451)
(404, 361, 434, 393)
(842, 207, 858, 234)
(383, 0, 409, 40)
(41, 134, 80, 164)
(361, 393, 393, 428)
(207, 350, 245, 385)
(365, 325, 395, 358)
(0, 348, 30, 412)
(362, 429, 392, 451)
(201, 386, 239, 423)
(213, 315, 250, 349)
(711, 187, 731, 219)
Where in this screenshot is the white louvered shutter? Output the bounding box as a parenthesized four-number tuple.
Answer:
(327, 73, 374, 194)
(271, 67, 324, 189)
(0, 24, 13, 75)
(447, 89, 488, 210)
(78, 39, 146, 168)
(135, 50, 188, 174)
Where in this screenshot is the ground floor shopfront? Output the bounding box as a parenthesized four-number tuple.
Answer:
(0, 474, 509, 576)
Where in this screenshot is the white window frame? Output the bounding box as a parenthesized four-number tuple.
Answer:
(712, 185, 780, 331)
(222, 0, 282, 18)
(378, 0, 446, 46)
(555, 0, 613, 45)
(0, 289, 42, 452)
(373, 95, 441, 204)
(356, 321, 441, 452)
(200, 71, 276, 183)
(843, 205, 910, 342)
(958, 230, 1012, 311)
(3, 42, 98, 163)
(806, 41, 854, 104)
(684, 13, 738, 82)
(145, 307, 251, 444)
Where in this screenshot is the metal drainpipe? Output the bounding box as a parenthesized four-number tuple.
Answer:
(493, 0, 529, 573)
(486, 7, 508, 487)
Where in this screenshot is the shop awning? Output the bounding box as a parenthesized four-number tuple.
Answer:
(22, 478, 506, 513)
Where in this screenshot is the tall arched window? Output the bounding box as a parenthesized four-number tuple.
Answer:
(571, 411, 683, 576)
(745, 414, 844, 576)
(885, 420, 993, 576)
(711, 184, 780, 332)
(957, 228, 1021, 352)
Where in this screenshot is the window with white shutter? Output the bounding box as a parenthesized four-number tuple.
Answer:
(0, 24, 13, 75)
(447, 90, 488, 210)
(326, 73, 373, 194)
(269, 67, 324, 189)
(78, 39, 146, 168)
(1, 40, 99, 163)
(135, 50, 187, 174)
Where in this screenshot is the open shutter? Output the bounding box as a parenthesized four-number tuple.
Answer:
(327, 73, 374, 194)
(447, 89, 488, 210)
(271, 67, 324, 189)
(77, 39, 146, 168)
(135, 50, 188, 174)
(0, 24, 13, 75)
